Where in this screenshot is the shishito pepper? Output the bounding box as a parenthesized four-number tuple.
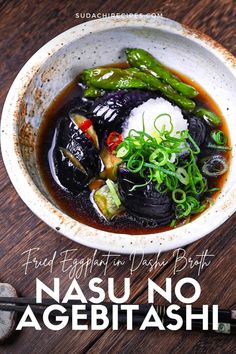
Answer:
(125, 48, 199, 98)
(81, 67, 148, 90)
(84, 86, 103, 97)
(127, 68, 196, 110)
(194, 107, 221, 126)
(81, 67, 196, 110)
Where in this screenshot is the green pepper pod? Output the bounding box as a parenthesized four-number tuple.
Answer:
(81, 67, 195, 110)
(128, 68, 195, 110)
(81, 68, 149, 90)
(126, 48, 199, 98)
(194, 107, 221, 126)
(84, 86, 103, 97)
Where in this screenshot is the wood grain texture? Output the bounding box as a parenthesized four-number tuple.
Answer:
(0, 0, 235, 353)
(87, 215, 236, 354)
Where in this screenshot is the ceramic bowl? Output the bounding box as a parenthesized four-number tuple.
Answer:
(1, 16, 236, 254)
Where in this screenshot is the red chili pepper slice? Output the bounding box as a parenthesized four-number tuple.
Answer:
(79, 119, 93, 132)
(107, 132, 123, 151)
(85, 132, 92, 141)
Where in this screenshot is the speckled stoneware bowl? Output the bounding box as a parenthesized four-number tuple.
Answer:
(1, 16, 236, 254)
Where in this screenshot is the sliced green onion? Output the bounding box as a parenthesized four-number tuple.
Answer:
(168, 153, 176, 163)
(175, 202, 191, 219)
(116, 146, 129, 158)
(113, 111, 229, 221)
(154, 113, 173, 134)
(129, 176, 152, 192)
(166, 161, 176, 172)
(161, 167, 176, 177)
(207, 143, 232, 151)
(186, 196, 200, 210)
(191, 203, 207, 214)
(211, 130, 227, 145)
(170, 219, 177, 228)
(127, 153, 144, 173)
(153, 170, 163, 184)
(106, 179, 121, 207)
(208, 187, 220, 192)
(187, 133, 200, 154)
(165, 175, 178, 191)
(176, 167, 190, 185)
(172, 189, 186, 203)
(149, 148, 168, 166)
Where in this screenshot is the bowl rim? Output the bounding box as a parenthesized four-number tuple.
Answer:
(1, 15, 236, 254)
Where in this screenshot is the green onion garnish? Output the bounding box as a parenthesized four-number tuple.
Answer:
(176, 167, 190, 185)
(208, 187, 220, 192)
(115, 113, 224, 220)
(172, 189, 186, 203)
(170, 219, 177, 228)
(210, 130, 227, 145)
(207, 143, 231, 151)
(116, 145, 129, 158)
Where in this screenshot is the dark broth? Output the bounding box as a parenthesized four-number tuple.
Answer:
(37, 65, 231, 235)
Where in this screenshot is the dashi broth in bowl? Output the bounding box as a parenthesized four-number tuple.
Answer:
(1, 16, 236, 253)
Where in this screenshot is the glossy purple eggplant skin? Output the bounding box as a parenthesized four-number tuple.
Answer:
(187, 116, 209, 147)
(118, 166, 175, 225)
(89, 89, 158, 135)
(54, 116, 102, 193)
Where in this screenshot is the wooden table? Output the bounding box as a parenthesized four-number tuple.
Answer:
(0, 1, 236, 353)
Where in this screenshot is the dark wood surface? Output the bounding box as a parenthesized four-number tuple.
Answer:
(0, 0, 236, 353)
